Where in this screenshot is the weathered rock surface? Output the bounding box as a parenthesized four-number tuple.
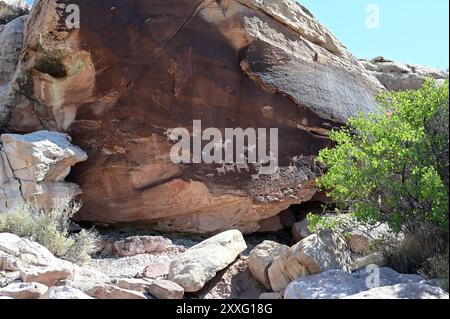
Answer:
(361, 57, 448, 91)
(0, 233, 59, 268)
(143, 262, 170, 279)
(148, 279, 184, 299)
(0, 14, 28, 129)
(70, 266, 111, 294)
(0, 131, 87, 212)
(291, 219, 310, 242)
(342, 283, 449, 300)
(293, 214, 396, 256)
(86, 283, 148, 300)
(2, 0, 383, 233)
(20, 264, 75, 287)
(39, 285, 94, 299)
(268, 231, 352, 292)
(168, 230, 247, 292)
(248, 240, 288, 290)
(0, 15, 25, 86)
(194, 256, 265, 299)
(1, 269, 21, 288)
(284, 267, 426, 299)
(101, 236, 174, 257)
(0, 281, 48, 299)
(111, 278, 153, 293)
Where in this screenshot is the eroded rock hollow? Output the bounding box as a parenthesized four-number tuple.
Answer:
(2, 0, 384, 233)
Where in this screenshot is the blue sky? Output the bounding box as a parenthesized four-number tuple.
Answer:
(25, 0, 449, 69)
(301, 0, 449, 69)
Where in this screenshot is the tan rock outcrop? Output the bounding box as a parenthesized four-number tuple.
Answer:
(268, 231, 353, 292)
(39, 285, 93, 299)
(361, 57, 448, 91)
(0, 131, 87, 212)
(291, 219, 311, 242)
(0, 282, 48, 299)
(148, 279, 184, 300)
(3, 0, 383, 233)
(284, 267, 434, 299)
(248, 240, 288, 290)
(101, 236, 174, 257)
(0, 15, 25, 86)
(20, 264, 75, 287)
(86, 283, 148, 299)
(143, 262, 170, 279)
(111, 278, 153, 293)
(0, 233, 58, 267)
(168, 230, 247, 292)
(0, 14, 28, 128)
(342, 283, 449, 300)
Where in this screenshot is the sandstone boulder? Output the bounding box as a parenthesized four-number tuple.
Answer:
(168, 230, 247, 292)
(293, 214, 396, 255)
(0, 14, 27, 131)
(284, 267, 426, 299)
(361, 57, 448, 91)
(278, 209, 296, 228)
(248, 240, 288, 290)
(342, 283, 449, 300)
(20, 264, 75, 287)
(39, 285, 94, 299)
(0, 269, 19, 288)
(5, 0, 383, 233)
(0, 131, 87, 213)
(291, 219, 311, 242)
(0, 250, 22, 271)
(86, 283, 148, 300)
(0, 15, 26, 86)
(111, 278, 154, 293)
(1, 131, 87, 182)
(0, 282, 48, 299)
(285, 269, 365, 299)
(148, 279, 184, 300)
(143, 262, 170, 279)
(268, 231, 352, 292)
(0, 233, 59, 267)
(101, 236, 174, 257)
(70, 266, 111, 293)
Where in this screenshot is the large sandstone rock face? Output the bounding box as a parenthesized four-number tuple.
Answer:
(4, 0, 383, 233)
(0, 14, 30, 129)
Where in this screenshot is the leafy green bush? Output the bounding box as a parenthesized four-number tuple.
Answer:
(0, 196, 99, 264)
(316, 79, 449, 233)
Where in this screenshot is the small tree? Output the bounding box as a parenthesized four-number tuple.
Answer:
(316, 79, 449, 233)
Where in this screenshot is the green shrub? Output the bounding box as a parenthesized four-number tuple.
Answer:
(316, 79, 449, 233)
(0, 196, 99, 264)
(382, 226, 448, 290)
